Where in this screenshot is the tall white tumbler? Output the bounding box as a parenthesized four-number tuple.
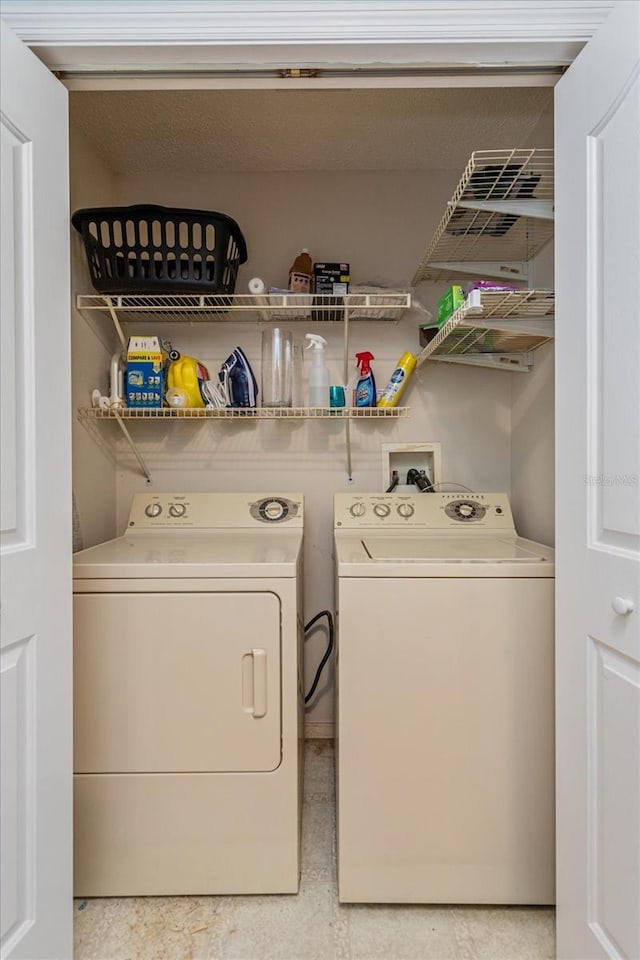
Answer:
(261, 328, 293, 407)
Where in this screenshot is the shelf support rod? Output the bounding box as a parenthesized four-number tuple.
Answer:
(345, 418, 353, 482)
(113, 411, 153, 484)
(343, 302, 350, 388)
(106, 297, 127, 349)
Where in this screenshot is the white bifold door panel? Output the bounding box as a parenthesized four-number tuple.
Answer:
(0, 21, 71, 960)
(74, 592, 282, 773)
(555, 2, 640, 959)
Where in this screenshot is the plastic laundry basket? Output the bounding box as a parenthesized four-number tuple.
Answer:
(71, 204, 248, 295)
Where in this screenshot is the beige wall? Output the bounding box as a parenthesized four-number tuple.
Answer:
(70, 124, 120, 548)
(510, 241, 555, 546)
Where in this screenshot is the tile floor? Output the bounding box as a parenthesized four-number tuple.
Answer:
(74, 741, 555, 960)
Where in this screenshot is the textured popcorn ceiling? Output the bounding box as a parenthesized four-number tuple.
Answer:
(70, 87, 553, 174)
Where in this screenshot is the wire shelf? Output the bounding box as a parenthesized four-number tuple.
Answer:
(412, 149, 554, 285)
(417, 289, 554, 370)
(76, 291, 411, 324)
(78, 406, 409, 421)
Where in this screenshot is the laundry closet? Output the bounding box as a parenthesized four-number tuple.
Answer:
(68, 84, 556, 733)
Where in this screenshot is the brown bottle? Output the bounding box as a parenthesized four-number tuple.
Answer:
(288, 248, 312, 293)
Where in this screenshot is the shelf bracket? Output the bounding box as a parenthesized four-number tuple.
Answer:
(105, 297, 127, 349)
(426, 261, 531, 283)
(113, 411, 153, 483)
(430, 353, 535, 372)
(455, 199, 554, 221)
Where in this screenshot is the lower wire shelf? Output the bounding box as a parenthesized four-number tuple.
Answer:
(77, 405, 409, 483)
(78, 406, 408, 420)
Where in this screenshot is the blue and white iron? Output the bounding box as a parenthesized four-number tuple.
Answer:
(218, 347, 258, 408)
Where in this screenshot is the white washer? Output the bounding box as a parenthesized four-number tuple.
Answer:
(334, 492, 555, 905)
(73, 492, 304, 896)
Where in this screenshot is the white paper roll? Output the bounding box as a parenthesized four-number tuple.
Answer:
(248, 277, 266, 295)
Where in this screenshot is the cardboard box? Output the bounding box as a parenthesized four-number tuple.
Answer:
(437, 285, 466, 326)
(313, 262, 350, 321)
(126, 336, 165, 408)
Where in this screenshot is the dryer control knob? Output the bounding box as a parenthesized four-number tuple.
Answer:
(144, 503, 162, 518)
(397, 502, 415, 518)
(374, 503, 391, 518)
(169, 503, 186, 518)
(349, 502, 366, 518)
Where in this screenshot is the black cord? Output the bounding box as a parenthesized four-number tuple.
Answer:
(385, 470, 399, 493)
(406, 468, 434, 492)
(304, 609, 334, 704)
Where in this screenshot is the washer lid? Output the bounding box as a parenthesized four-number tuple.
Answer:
(362, 536, 549, 562)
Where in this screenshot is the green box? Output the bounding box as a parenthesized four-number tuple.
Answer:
(437, 285, 465, 326)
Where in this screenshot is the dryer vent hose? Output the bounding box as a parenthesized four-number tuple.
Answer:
(304, 610, 334, 704)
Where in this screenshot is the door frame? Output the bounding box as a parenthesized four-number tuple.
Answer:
(1, 0, 615, 79)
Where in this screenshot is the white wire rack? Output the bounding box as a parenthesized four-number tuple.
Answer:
(77, 405, 409, 482)
(412, 149, 554, 285)
(78, 406, 408, 421)
(417, 289, 554, 372)
(76, 291, 411, 328)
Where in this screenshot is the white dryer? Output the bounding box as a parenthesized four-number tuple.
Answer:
(73, 492, 304, 896)
(334, 492, 554, 905)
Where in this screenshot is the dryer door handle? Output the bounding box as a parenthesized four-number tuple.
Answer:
(251, 648, 268, 718)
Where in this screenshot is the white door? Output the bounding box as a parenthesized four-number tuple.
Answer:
(0, 22, 71, 960)
(555, 3, 640, 959)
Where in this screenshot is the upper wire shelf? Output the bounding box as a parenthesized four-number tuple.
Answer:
(412, 148, 554, 285)
(76, 291, 411, 325)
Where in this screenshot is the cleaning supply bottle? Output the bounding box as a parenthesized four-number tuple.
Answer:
(166, 350, 210, 408)
(305, 334, 329, 406)
(354, 351, 376, 408)
(289, 249, 313, 294)
(377, 351, 417, 408)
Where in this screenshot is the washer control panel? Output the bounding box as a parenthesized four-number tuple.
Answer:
(127, 492, 303, 530)
(335, 493, 514, 530)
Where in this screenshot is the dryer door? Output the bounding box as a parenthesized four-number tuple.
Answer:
(74, 591, 282, 773)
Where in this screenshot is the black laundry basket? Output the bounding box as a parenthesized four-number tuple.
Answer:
(71, 205, 248, 295)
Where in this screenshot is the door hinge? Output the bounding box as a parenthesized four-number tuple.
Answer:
(279, 68, 319, 79)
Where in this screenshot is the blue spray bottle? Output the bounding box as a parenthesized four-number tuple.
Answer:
(354, 351, 376, 407)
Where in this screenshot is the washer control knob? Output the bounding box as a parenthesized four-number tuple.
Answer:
(374, 503, 391, 518)
(397, 502, 415, 518)
(169, 503, 186, 518)
(349, 502, 366, 518)
(264, 499, 286, 521)
(144, 503, 162, 518)
(458, 503, 475, 518)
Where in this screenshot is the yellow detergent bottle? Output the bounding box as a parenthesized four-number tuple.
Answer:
(377, 351, 417, 408)
(166, 350, 209, 408)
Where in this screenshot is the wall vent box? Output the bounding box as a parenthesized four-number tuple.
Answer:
(126, 336, 165, 408)
(382, 442, 442, 493)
